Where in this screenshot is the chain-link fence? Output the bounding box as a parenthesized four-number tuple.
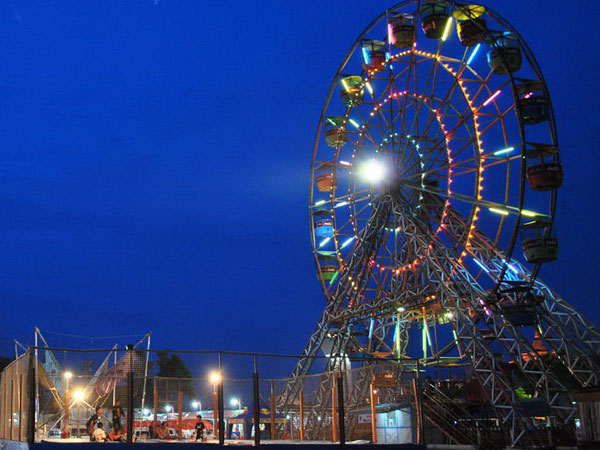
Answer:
(0, 346, 482, 446)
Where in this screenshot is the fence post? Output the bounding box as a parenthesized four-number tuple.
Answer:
(126, 344, 134, 444)
(253, 357, 260, 446)
(336, 375, 345, 445)
(217, 353, 225, 445)
(331, 379, 338, 443)
(299, 385, 305, 441)
(270, 381, 276, 440)
(370, 382, 377, 443)
(27, 351, 36, 445)
(153, 378, 158, 438)
(413, 360, 424, 445)
(20, 373, 24, 441)
(177, 388, 183, 439)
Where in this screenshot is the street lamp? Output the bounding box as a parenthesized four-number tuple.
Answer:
(73, 389, 85, 403)
(209, 371, 223, 442)
(230, 398, 241, 410)
(209, 372, 222, 384)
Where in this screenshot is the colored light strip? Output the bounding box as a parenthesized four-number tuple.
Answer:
(493, 146, 514, 156)
(328, 271, 339, 285)
(314, 200, 326, 206)
(368, 318, 374, 340)
(473, 257, 490, 274)
(349, 119, 360, 129)
(520, 210, 537, 218)
(341, 78, 350, 93)
(441, 17, 453, 41)
(365, 81, 374, 95)
(334, 201, 348, 208)
(387, 23, 394, 46)
(339, 160, 351, 166)
(489, 207, 509, 216)
(341, 236, 355, 248)
(466, 43, 480, 65)
(483, 89, 502, 106)
(319, 237, 331, 248)
(361, 46, 369, 64)
(452, 330, 459, 348)
(422, 324, 427, 359)
(507, 263, 519, 275)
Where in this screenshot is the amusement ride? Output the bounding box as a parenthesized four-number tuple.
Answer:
(278, 1, 600, 448)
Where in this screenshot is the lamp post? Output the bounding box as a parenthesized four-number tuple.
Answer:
(210, 372, 222, 442)
(62, 372, 73, 439)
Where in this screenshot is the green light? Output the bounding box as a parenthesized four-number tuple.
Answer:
(314, 200, 326, 206)
(341, 78, 350, 93)
(520, 210, 537, 218)
(489, 207, 509, 216)
(493, 146, 515, 156)
(441, 17, 453, 41)
(328, 271, 339, 285)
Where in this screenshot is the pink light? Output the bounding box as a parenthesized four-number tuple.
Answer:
(388, 23, 394, 46)
(523, 92, 534, 99)
(483, 89, 501, 107)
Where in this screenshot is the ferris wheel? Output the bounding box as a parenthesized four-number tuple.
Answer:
(281, 1, 600, 447)
(310, 1, 562, 302)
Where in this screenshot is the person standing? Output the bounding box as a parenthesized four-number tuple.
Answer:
(194, 415, 205, 441)
(86, 408, 103, 441)
(112, 400, 124, 432)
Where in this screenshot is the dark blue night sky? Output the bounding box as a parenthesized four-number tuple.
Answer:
(0, 1, 599, 359)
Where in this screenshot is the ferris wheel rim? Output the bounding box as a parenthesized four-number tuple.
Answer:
(309, 0, 560, 300)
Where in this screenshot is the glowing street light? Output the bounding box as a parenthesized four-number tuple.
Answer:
(230, 398, 241, 410)
(210, 372, 222, 384)
(72, 389, 85, 403)
(359, 159, 387, 184)
(63, 372, 73, 380)
(164, 405, 173, 413)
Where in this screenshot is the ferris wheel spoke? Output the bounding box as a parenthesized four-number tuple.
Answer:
(400, 181, 528, 219)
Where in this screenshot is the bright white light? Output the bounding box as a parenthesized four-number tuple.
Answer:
(63, 371, 73, 380)
(230, 398, 241, 408)
(191, 401, 199, 409)
(359, 159, 386, 184)
(73, 390, 85, 402)
(164, 405, 172, 413)
(143, 409, 150, 416)
(210, 372, 222, 384)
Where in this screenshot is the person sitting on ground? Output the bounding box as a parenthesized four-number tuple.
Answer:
(109, 428, 124, 442)
(194, 415, 205, 441)
(92, 422, 110, 443)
